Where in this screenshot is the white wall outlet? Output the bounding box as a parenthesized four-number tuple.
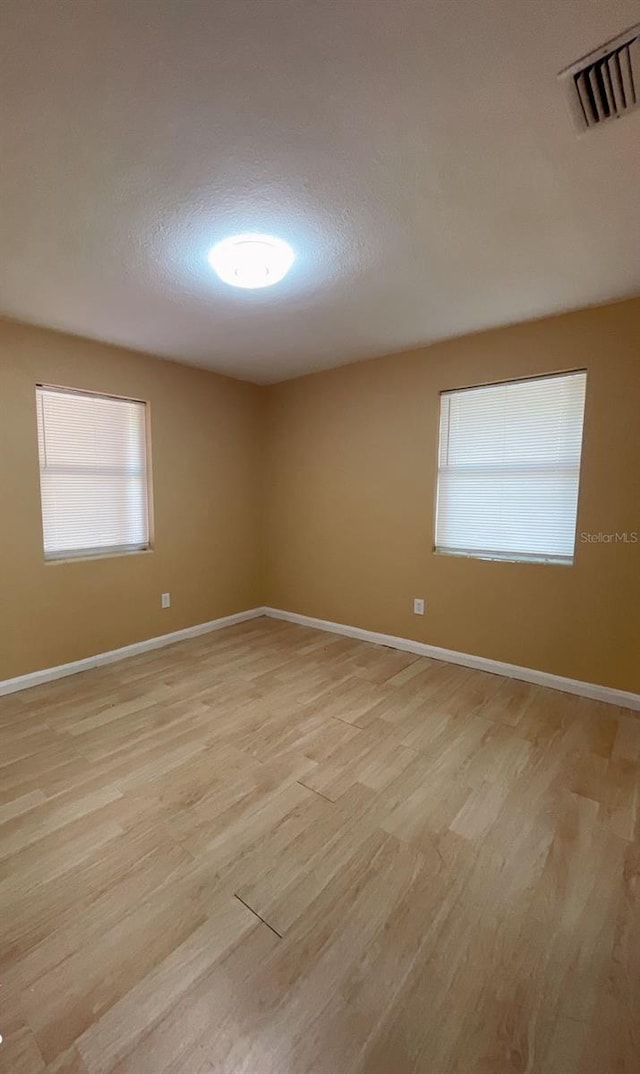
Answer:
(161, 592, 171, 609)
(413, 598, 425, 615)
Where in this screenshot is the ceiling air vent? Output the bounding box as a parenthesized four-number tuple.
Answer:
(559, 24, 640, 132)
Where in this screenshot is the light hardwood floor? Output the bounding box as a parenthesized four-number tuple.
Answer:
(1, 617, 638, 1073)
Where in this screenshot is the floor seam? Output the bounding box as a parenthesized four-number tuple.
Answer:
(295, 780, 335, 803)
(233, 893, 283, 938)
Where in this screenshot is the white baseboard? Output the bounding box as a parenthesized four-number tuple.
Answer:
(0, 608, 266, 697)
(4, 604, 638, 713)
(264, 607, 640, 712)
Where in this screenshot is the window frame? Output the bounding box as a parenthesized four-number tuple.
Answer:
(35, 383, 153, 563)
(433, 369, 587, 567)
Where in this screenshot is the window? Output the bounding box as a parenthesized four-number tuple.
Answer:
(435, 370, 587, 565)
(36, 385, 150, 560)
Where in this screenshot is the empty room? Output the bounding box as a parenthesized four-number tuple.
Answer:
(1, 2, 639, 1072)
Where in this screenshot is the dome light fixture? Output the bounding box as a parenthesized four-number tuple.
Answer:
(208, 233, 294, 290)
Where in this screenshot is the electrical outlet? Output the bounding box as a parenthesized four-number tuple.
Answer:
(161, 592, 171, 609)
(413, 598, 425, 615)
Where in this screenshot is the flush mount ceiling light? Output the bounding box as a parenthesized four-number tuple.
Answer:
(208, 233, 295, 289)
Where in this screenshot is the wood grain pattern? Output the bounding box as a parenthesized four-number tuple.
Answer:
(1, 617, 638, 1073)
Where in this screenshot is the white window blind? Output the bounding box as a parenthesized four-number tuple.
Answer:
(36, 386, 150, 560)
(435, 371, 587, 564)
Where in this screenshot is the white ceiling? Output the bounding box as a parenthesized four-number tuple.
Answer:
(1, 0, 639, 384)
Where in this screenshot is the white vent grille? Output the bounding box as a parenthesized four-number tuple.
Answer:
(560, 25, 640, 132)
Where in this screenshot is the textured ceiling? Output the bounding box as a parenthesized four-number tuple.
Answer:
(1, 0, 639, 383)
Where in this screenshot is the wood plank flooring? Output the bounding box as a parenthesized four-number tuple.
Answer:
(0, 617, 638, 1073)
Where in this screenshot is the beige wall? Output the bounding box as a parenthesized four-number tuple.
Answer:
(0, 319, 262, 681)
(2, 298, 639, 693)
(263, 298, 640, 694)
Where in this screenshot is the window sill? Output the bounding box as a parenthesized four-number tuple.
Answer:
(44, 548, 153, 566)
(433, 549, 574, 567)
